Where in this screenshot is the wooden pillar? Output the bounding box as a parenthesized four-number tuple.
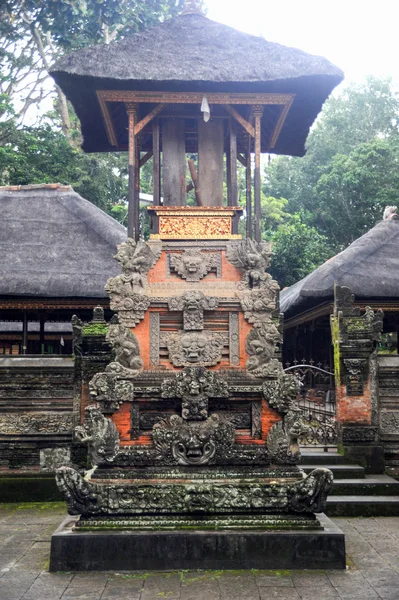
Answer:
(162, 119, 186, 206)
(152, 118, 161, 205)
(253, 105, 264, 243)
(198, 119, 224, 206)
(39, 313, 45, 355)
(126, 103, 138, 241)
(228, 119, 237, 207)
(245, 134, 252, 239)
(22, 311, 28, 355)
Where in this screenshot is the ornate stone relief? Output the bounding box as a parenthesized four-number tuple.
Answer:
(226, 239, 273, 289)
(56, 465, 332, 516)
(161, 367, 229, 421)
(267, 405, 309, 465)
(105, 238, 160, 327)
(263, 374, 301, 414)
(169, 249, 219, 282)
(89, 372, 134, 413)
(168, 291, 219, 331)
(380, 411, 399, 436)
(153, 413, 235, 466)
(75, 404, 120, 466)
(239, 284, 279, 324)
(105, 322, 143, 377)
(246, 319, 282, 378)
(0, 413, 73, 435)
(163, 330, 226, 367)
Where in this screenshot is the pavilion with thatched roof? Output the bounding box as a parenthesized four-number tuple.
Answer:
(280, 213, 399, 366)
(0, 183, 126, 354)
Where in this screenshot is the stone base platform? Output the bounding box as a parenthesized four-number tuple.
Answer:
(49, 513, 345, 571)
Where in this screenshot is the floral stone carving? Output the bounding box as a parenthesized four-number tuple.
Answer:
(153, 413, 235, 466)
(263, 374, 300, 414)
(74, 404, 120, 466)
(89, 372, 134, 413)
(169, 249, 218, 282)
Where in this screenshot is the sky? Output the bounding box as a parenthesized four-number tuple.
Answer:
(205, 0, 399, 88)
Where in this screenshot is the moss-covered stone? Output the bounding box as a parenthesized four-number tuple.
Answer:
(82, 323, 108, 336)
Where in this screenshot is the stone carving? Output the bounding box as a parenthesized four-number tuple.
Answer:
(240, 283, 279, 324)
(161, 367, 229, 420)
(263, 374, 301, 414)
(226, 239, 273, 288)
(40, 447, 71, 472)
(267, 405, 309, 465)
(251, 402, 262, 438)
(341, 426, 377, 443)
(168, 291, 219, 331)
(164, 330, 226, 367)
(105, 322, 143, 377)
(75, 404, 120, 466)
(380, 411, 399, 435)
(71, 315, 83, 355)
(334, 284, 357, 316)
(115, 238, 161, 293)
(105, 281, 151, 327)
(56, 466, 332, 516)
(246, 319, 282, 378)
(0, 412, 73, 434)
(229, 312, 240, 366)
(153, 414, 235, 466)
(169, 249, 218, 281)
(89, 372, 134, 413)
(287, 468, 333, 514)
(344, 358, 366, 376)
(149, 312, 160, 366)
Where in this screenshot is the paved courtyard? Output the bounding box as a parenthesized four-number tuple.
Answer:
(1, 503, 399, 599)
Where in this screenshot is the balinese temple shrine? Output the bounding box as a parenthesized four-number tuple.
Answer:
(48, 1, 345, 571)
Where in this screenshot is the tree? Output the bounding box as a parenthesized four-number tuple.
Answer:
(264, 76, 399, 249)
(0, 1, 187, 131)
(267, 215, 333, 288)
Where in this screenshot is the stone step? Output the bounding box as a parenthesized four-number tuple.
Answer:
(302, 464, 365, 479)
(300, 451, 348, 465)
(325, 495, 399, 517)
(331, 475, 399, 496)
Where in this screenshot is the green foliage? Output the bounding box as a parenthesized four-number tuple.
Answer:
(267, 215, 332, 288)
(0, 124, 128, 213)
(263, 76, 399, 280)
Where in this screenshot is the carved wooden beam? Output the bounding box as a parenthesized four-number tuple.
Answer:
(134, 104, 166, 136)
(223, 104, 255, 137)
(139, 151, 153, 168)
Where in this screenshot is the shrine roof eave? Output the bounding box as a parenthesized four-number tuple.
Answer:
(50, 73, 342, 155)
(280, 219, 399, 316)
(50, 12, 343, 155)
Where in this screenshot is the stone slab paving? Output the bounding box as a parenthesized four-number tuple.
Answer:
(1, 504, 399, 599)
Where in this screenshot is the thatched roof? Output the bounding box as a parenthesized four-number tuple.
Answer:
(280, 218, 399, 315)
(50, 13, 343, 155)
(0, 184, 126, 298)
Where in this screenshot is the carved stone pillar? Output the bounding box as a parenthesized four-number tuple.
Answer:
(330, 284, 384, 472)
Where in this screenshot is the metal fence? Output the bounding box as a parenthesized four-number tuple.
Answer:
(283, 363, 337, 451)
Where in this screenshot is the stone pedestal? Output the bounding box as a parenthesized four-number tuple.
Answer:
(50, 514, 345, 571)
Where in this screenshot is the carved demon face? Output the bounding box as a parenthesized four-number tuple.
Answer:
(184, 291, 204, 313)
(172, 421, 216, 465)
(181, 332, 207, 362)
(182, 253, 202, 274)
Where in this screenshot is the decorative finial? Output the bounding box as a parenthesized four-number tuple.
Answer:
(182, 0, 205, 15)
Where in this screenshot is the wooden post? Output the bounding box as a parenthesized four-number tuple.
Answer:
(126, 103, 138, 240)
(152, 118, 161, 205)
(229, 119, 237, 207)
(39, 313, 45, 355)
(22, 311, 27, 355)
(245, 134, 252, 239)
(253, 105, 264, 243)
(198, 119, 224, 206)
